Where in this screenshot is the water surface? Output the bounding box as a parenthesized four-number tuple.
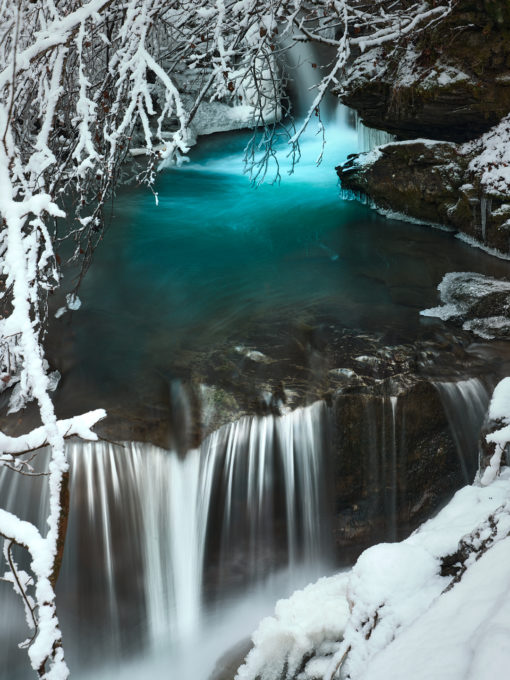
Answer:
(50, 115, 510, 413)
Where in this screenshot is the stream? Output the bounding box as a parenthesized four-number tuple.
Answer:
(2, 105, 510, 680)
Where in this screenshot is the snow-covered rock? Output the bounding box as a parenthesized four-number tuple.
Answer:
(237, 467, 510, 680)
(421, 272, 510, 339)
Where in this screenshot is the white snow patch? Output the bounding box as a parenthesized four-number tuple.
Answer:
(465, 114, 510, 196)
(235, 573, 350, 680)
(361, 536, 510, 680)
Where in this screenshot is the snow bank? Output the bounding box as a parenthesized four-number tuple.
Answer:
(481, 378, 510, 486)
(361, 535, 510, 680)
(237, 468, 510, 680)
(338, 470, 510, 679)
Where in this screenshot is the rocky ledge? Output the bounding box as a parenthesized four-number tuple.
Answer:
(339, 0, 510, 142)
(337, 140, 510, 254)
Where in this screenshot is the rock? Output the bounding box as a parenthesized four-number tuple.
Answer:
(337, 142, 510, 254)
(332, 379, 464, 562)
(208, 638, 253, 680)
(335, 1, 510, 249)
(338, 0, 510, 142)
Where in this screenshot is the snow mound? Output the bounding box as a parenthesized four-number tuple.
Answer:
(235, 573, 350, 680)
(361, 535, 510, 680)
(482, 378, 510, 486)
(237, 467, 510, 680)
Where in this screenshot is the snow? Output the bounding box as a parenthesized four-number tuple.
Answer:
(481, 378, 510, 485)
(235, 573, 350, 680)
(360, 536, 510, 680)
(341, 543, 443, 679)
(464, 114, 510, 196)
(487, 377, 510, 422)
(0, 409, 105, 461)
(238, 468, 510, 680)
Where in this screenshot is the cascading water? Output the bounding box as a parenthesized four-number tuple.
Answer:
(356, 114, 396, 152)
(434, 377, 492, 483)
(358, 395, 400, 542)
(0, 402, 331, 679)
(388, 396, 398, 542)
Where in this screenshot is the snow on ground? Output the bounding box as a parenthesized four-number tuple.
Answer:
(237, 465, 510, 680)
(361, 535, 510, 680)
(481, 377, 510, 486)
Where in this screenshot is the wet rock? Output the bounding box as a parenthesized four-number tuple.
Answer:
(336, 0, 510, 251)
(338, 141, 465, 225)
(332, 380, 463, 562)
(208, 638, 253, 680)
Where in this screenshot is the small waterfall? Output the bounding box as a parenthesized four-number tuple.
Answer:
(363, 395, 399, 542)
(214, 401, 327, 584)
(0, 401, 330, 675)
(356, 115, 395, 152)
(434, 377, 492, 483)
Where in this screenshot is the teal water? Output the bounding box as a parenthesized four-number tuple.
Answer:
(51, 114, 510, 410)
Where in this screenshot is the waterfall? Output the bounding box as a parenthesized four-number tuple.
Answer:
(356, 115, 395, 152)
(434, 377, 492, 483)
(480, 196, 492, 242)
(0, 401, 330, 676)
(361, 395, 399, 542)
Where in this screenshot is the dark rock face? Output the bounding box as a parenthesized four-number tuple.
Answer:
(340, 0, 510, 142)
(339, 142, 467, 225)
(332, 380, 467, 562)
(336, 1, 510, 247)
(337, 142, 510, 254)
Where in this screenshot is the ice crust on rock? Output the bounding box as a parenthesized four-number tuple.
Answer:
(421, 271, 510, 338)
